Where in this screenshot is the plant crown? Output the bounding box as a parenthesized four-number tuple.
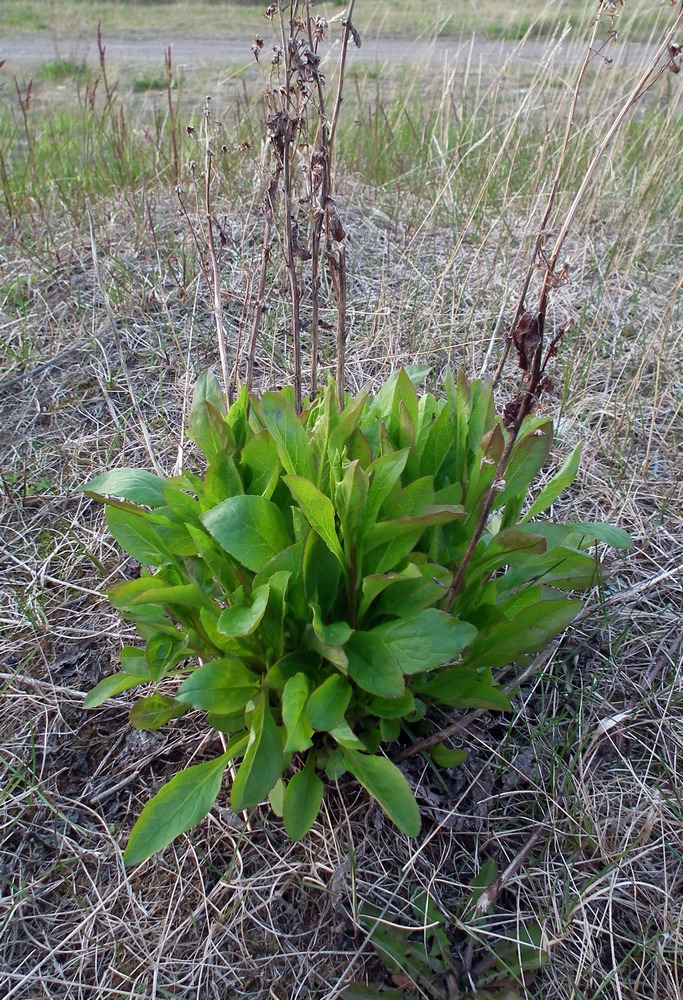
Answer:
(80, 367, 630, 864)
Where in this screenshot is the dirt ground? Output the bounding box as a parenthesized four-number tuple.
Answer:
(2, 30, 657, 74)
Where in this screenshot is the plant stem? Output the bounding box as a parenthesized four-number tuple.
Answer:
(277, 0, 303, 414)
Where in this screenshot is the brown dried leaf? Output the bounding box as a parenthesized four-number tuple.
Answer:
(511, 311, 542, 373)
(326, 199, 345, 242)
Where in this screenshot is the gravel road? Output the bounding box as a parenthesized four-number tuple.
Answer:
(1, 30, 658, 75)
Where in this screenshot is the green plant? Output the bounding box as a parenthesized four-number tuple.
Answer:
(79, 365, 630, 864)
(36, 58, 88, 82)
(344, 868, 546, 998)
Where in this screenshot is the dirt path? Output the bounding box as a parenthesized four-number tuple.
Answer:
(2, 30, 657, 75)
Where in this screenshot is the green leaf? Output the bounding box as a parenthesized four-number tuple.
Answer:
(495, 546, 599, 594)
(459, 598, 582, 671)
(261, 392, 313, 479)
(81, 468, 168, 507)
(373, 562, 449, 618)
(362, 449, 410, 531)
(372, 610, 477, 675)
(130, 695, 187, 731)
(303, 531, 342, 616)
(241, 429, 281, 498)
(204, 451, 244, 503)
(418, 668, 511, 710)
(217, 584, 270, 637)
(367, 690, 415, 719)
(284, 475, 345, 565)
(365, 507, 464, 554)
(306, 674, 352, 731)
(176, 658, 261, 714)
(83, 672, 142, 708)
(119, 646, 151, 678)
(382, 475, 434, 520)
(283, 755, 324, 840)
(429, 743, 468, 767)
(342, 750, 420, 837)
(335, 460, 370, 546)
(201, 495, 290, 572)
(419, 398, 452, 480)
(466, 528, 547, 582)
(468, 379, 496, 455)
(494, 421, 552, 509)
(379, 717, 401, 743)
(145, 632, 183, 682)
(522, 444, 581, 522)
(358, 566, 422, 622)
(187, 369, 228, 462)
(330, 720, 366, 749)
(282, 673, 314, 752)
(391, 368, 419, 440)
(114, 578, 210, 611)
(124, 751, 231, 865)
(327, 387, 371, 458)
(231, 694, 284, 811)
(368, 365, 430, 422)
(490, 922, 548, 974)
(268, 777, 285, 817)
(346, 632, 404, 698)
(310, 602, 353, 647)
(444, 366, 471, 485)
(565, 522, 633, 549)
(207, 713, 247, 734)
(254, 569, 291, 658)
(306, 627, 349, 672)
(106, 506, 170, 565)
(464, 859, 499, 918)
(225, 383, 249, 450)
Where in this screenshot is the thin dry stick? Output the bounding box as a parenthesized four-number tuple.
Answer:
(305, 0, 336, 396)
(305, 0, 327, 395)
(247, 214, 273, 393)
(332, 247, 347, 407)
(202, 97, 233, 405)
(277, 0, 303, 414)
(164, 46, 180, 186)
(492, 10, 604, 388)
(328, 0, 356, 155)
(85, 199, 162, 475)
(445, 5, 683, 611)
(329, 0, 356, 404)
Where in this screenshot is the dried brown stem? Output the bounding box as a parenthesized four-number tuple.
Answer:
(247, 214, 273, 393)
(492, 11, 603, 388)
(277, 2, 303, 414)
(448, 3, 683, 611)
(202, 100, 233, 406)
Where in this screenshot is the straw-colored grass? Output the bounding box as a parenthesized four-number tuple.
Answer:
(1, 4, 682, 998)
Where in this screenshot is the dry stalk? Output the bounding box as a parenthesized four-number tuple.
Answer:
(202, 96, 233, 406)
(246, 1, 359, 408)
(444, 0, 683, 611)
(276, 1, 303, 413)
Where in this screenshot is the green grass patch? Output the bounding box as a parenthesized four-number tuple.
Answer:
(132, 72, 174, 92)
(36, 58, 88, 82)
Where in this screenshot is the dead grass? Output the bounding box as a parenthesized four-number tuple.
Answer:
(2, 17, 683, 1000)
